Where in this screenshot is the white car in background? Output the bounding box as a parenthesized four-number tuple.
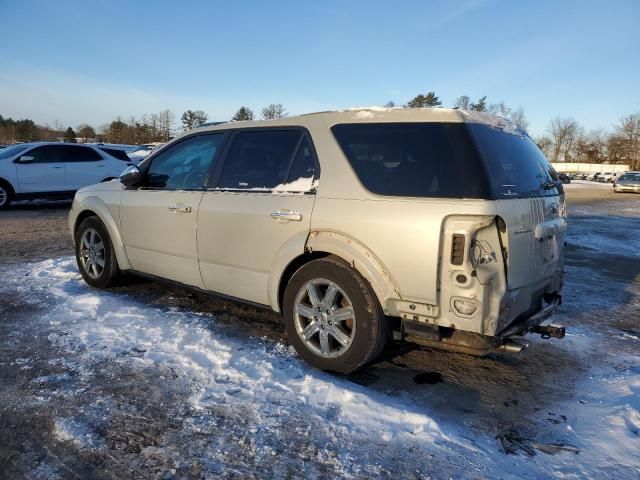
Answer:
(597, 172, 617, 183)
(0, 142, 132, 209)
(127, 143, 164, 163)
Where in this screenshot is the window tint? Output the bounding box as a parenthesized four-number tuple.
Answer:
(26, 145, 65, 163)
(63, 146, 103, 162)
(146, 134, 224, 189)
(217, 130, 302, 190)
(331, 123, 492, 198)
(0, 144, 29, 159)
(468, 124, 560, 198)
(99, 147, 131, 161)
(284, 136, 316, 191)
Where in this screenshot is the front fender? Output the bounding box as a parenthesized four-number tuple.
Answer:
(69, 193, 130, 270)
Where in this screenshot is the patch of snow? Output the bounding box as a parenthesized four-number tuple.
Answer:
(32, 258, 460, 448)
(53, 417, 102, 449)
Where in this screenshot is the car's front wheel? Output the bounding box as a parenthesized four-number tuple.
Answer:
(75, 216, 120, 288)
(283, 256, 387, 374)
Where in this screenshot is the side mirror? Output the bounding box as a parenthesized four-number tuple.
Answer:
(18, 155, 35, 164)
(119, 165, 143, 187)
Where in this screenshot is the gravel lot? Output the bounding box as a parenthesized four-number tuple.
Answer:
(1, 182, 639, 479)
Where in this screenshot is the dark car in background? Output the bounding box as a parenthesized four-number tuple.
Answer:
(558, 173, 571, 184)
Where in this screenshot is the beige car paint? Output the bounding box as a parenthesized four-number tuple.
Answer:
(69, 107, 565, 341)
(119, 189, 206, 288)
(197, 190, 315, 306)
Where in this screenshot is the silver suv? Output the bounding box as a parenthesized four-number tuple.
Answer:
(69, 108, 566, 373)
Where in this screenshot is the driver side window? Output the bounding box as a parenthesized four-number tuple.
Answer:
(146, 134, 224, 190)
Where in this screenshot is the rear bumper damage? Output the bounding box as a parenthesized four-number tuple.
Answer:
(401, 294, 564, 356)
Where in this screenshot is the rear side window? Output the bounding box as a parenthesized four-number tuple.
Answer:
(99, 147, 131, 161)
(467, 124, 560, 198)
(217, 130, 308, 190)
(331, 123, 492, 198)
(63, 146, 103, 162)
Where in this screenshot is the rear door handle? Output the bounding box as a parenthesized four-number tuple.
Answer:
(270, 209, 302, 222)
(169, 204, 192, 213)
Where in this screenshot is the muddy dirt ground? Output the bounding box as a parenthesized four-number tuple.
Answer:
(1, 183, 639, 478)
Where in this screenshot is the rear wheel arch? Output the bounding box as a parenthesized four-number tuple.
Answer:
(304, 230, 401, 315)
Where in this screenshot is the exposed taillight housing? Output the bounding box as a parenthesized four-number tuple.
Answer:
(451, 234, 465, 266)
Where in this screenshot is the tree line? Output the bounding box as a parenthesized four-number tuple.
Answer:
(535, 114, 640, 169)
(2, 94, 638, 169)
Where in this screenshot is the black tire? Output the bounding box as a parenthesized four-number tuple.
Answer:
(0, 181, 14, 210)
(75, 216, 120, 288)
(283, 256, 387, 374)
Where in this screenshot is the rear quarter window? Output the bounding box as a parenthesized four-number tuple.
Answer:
(467, 124, 561, 198)
(331, 123, 492, 199)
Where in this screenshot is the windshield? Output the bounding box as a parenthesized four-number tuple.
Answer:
(619, 173, 640, 182)
(468, 124, 561, 198)
(0, 144, 30, 160)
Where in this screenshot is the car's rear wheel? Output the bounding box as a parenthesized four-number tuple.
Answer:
(75, 216, 120, 288)
(283, 256, 387, 374)
(0, 182, 13, 210)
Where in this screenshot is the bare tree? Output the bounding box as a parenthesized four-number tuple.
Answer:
(614, 113, 640, 169)
(454, 95, 470, 110)
(510, 107, 529, 131)
(535, 135, 554, 159)
(547, 117, 581, 162)
(158, 110, 175, 142)
(261, 104, 287, 120)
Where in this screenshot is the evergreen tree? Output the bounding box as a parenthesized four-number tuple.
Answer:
(406, 91, 441, 108)
(384, 101, 396, 108)
(64, 127, 76, 143)
(470, 96, 487, 112)
(181, 110, 209, 131)
(232, 106, 254, 121)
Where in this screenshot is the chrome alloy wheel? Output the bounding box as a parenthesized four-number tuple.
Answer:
(293, 278, 356, 358)
(79, 228, 106, 279)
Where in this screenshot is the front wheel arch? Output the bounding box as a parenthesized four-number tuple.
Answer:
(0, 178, 15, 208)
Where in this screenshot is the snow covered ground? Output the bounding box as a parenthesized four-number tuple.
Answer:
(1, 192, 639, 478)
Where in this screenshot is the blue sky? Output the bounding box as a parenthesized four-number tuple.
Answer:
(0, 0, 638, 136)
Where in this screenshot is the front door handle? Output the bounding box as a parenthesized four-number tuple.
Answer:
(270, 209, 302, 222)
(169, 204, 192, 213)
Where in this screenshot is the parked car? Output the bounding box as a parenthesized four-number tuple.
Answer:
(613, 172, 640, 193)
(598, 172, 617, 183)
(0, 142, 131, 209)
(69, 108, 566, 373)
(127, 143, 164, 163)
(590, 172, 601, 181)
(558, 173, 571, 184)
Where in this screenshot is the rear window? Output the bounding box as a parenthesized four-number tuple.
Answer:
(331, 123, 492, 199)
(467, 124, 561, 198)
(99, 147, 131, 161)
